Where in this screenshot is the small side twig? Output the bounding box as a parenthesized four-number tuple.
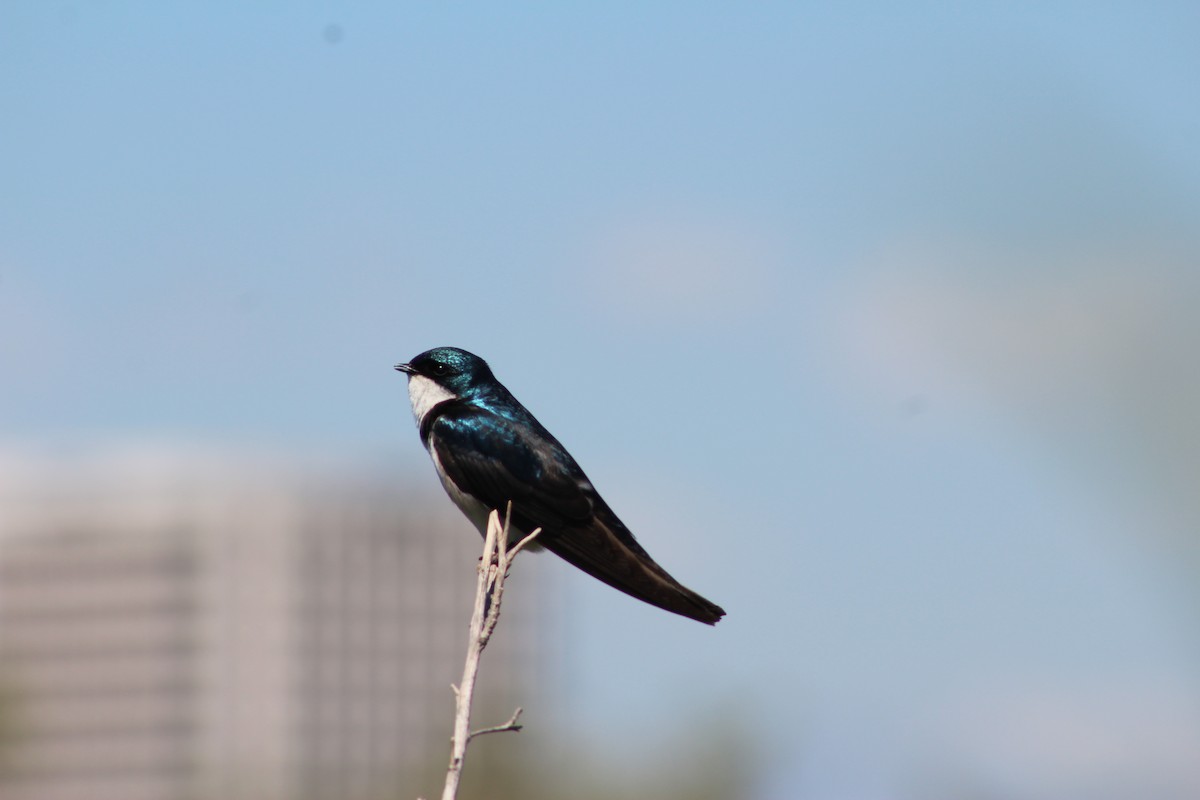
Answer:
(434, 503, 540, 800)
(468, 706, 524, 741)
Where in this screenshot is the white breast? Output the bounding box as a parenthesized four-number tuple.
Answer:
(407, 374, 456, 429)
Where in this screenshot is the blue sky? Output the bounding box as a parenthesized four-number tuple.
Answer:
(4, 4, 1200, 798)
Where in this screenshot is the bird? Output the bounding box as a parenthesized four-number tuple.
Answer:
(394, 346, 725, 625)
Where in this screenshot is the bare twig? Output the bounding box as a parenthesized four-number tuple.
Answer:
(435, 504, 540, 800)
(468, 706, 524, 741)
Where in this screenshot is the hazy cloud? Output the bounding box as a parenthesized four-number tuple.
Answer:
(838, 237, 1194, 412)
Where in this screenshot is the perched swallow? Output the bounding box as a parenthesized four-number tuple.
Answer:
(394, 347, 725, 625)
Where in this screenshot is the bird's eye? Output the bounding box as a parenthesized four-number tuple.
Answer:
(431, 363, 449, 376)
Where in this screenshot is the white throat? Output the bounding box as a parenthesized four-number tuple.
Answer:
(407, 374, 456, 429)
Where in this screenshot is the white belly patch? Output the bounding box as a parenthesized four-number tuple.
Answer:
(431, 445, 491, 533)
(430, 443, 543, 550)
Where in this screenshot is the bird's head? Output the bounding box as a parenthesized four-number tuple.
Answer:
(394, 347, 494, 398)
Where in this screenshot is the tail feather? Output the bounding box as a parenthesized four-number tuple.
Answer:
(540, 523, 726, 625)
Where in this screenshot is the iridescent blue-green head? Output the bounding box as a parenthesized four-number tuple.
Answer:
(395, 347, 497, 422)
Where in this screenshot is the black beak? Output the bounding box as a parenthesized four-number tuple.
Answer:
(394, 363, 415, 375)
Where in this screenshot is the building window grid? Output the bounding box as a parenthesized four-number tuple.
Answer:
(0, 482, 550, 800)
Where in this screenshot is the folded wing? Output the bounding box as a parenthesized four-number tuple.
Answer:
(428, 405, 726, 624)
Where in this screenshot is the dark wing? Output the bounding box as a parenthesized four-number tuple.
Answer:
(427, 404, 594, 531)
(429, 404, 726, 625)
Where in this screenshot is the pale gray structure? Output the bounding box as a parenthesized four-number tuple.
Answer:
(0, 448, 554, 800)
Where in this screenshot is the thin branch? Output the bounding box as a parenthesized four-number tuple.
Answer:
(435, 504, 541, 800)
(468, 706, 524, 741)
(507, 528, 542, 558)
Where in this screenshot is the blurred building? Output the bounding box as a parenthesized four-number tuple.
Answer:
(0, 448, 554, 800)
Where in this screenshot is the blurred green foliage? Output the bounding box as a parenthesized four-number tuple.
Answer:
(402, 708, 756, 800)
